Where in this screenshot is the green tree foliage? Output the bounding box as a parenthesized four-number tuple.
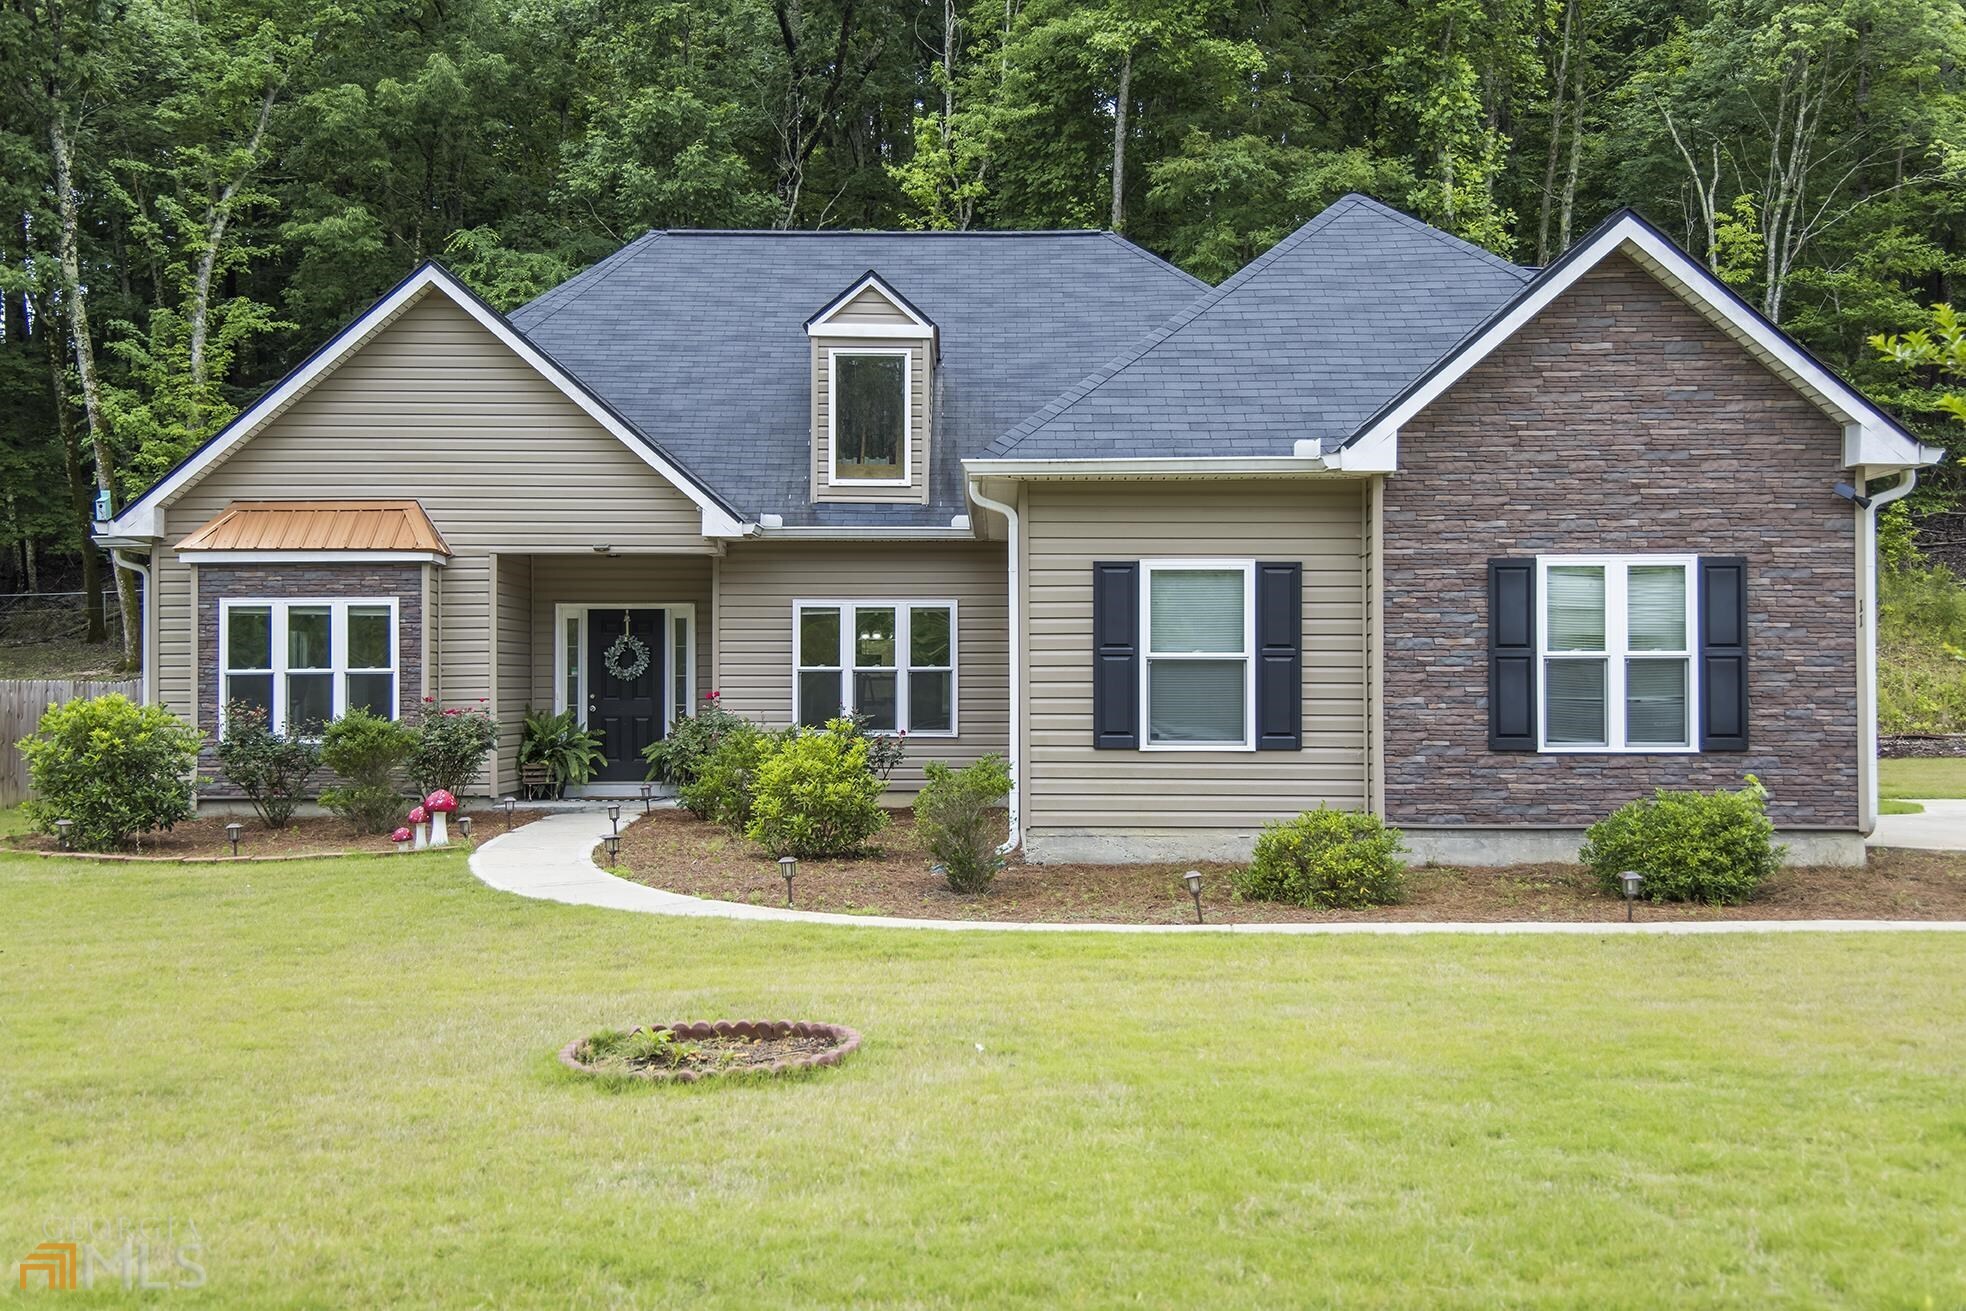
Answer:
(0, 0, 1963, 607)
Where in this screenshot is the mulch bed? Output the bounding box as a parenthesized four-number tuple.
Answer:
(618, 808, 1966, 924)
(4, 808, 543, 861)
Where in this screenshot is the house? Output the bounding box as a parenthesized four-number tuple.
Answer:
(94, 195, 1940, 867)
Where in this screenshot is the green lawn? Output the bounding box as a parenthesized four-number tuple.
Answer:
(4, 843, 1964, 1307)
(1879, 755, 1966, 801)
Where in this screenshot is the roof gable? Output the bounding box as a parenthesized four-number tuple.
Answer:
(805, 271, 938, 342)
(102, 263, 746, 542)
(1339, 209, 1941, 473)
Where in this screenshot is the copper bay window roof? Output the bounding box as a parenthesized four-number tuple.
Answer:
(174, 500, 451, 557)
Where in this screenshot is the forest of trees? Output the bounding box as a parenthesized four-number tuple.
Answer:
(2, 0, 1963, 666)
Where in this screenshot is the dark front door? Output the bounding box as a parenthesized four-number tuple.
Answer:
(587, 607, 664, 782)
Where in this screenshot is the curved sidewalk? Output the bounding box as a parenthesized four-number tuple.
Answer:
(467, 810, 1966, 936)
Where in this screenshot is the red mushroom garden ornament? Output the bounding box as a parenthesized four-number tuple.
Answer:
(424, 789, 458, 847)
(407, 804, 429, 850)
(391, 826, 414, 854)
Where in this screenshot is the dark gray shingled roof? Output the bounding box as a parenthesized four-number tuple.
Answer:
(507, 230, 1207, 526)
(985, 194, 1536, 460)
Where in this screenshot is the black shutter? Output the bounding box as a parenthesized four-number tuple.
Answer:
(1255, 562, 1302, 750)
(1699, 556, 1749, 751)
(1488, 559, 1537, 751)
(1091, 561, 1139, 749)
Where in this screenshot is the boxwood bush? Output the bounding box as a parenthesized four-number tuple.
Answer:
(19, 693, 203, 850)
(744, 718, 888, 857)
(1580, 775, 1784, 904)
(1234, 807, 1406, 909)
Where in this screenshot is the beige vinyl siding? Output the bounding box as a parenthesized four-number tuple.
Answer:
(524, 555, 713, 718)
(810, 334, 931, 506)
(493, 555, 530, 795)
(150, 288, 715, 791)
(1021, 481, 1369, 839)
(828, 287, 920, 323)
(716, 541, 1008, 792)
(155, 552, 197, 726)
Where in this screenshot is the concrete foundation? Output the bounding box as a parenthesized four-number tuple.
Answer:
(1025, 825, 1870, 868)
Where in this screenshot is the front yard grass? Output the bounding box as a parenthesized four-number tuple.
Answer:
(1880, 754, 1966, 800)
(3, 839, 1964, 1306)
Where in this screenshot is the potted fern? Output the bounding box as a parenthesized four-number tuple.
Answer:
(519, 709, 607, 798)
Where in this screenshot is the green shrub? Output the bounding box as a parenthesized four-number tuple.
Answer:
(839, 710, 907, 782)
(1580, 775, 1784, 904)
(679, 722, 774, 829)
(19, 693, 203, 850)
(914, 755, 1012, 893)
(744, 718, 888, 857)
(319, 709, 417, 834)
(215, 703, 321, 828)
(643, 693, 751, 788)
(407, 699, 499, 796)
(1234, 807, 1406, 909)
(520, 709, 606, 796)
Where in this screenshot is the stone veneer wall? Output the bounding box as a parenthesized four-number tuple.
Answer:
(195, 563, 424, 796)
(1380, 254, 1859, 830)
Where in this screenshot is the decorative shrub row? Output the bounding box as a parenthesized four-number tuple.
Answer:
(18, 693, 500, 850)
(673, 712, 891, 858)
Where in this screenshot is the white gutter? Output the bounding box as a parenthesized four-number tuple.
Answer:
(1858, 470, 1918, 833)
(751, 525, 979, 541)
(108, 548, 154, 707)
(966, 479, 1021, 854)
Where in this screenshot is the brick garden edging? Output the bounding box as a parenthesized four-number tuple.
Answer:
(557, 1020, 862, 1085)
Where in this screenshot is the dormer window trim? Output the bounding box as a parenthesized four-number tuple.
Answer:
(826, 346, 913, 487)
(805, 271, 939, 350)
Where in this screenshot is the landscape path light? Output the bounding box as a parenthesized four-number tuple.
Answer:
(225, 821, 243, 857)
(1183, 869, 1204, 924)
(779, 854, 798, 907)
(603, 833, 621, 866)
(1619, 870, 1645, 922)
(607, 802, 622, 835)
(54, 819, 72, 850)
(457, 815, 472, 840)
(502, 796, 517, 827)
(638, 783, 653, 815)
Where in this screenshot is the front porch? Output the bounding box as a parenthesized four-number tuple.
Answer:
(488, 552, 713, 798)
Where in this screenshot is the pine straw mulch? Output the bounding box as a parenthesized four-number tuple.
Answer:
(5, 808, 544, 862)
(617, 808, 1966, 924)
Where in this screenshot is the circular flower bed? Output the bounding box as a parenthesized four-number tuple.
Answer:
(559, 1020, 861, 1085)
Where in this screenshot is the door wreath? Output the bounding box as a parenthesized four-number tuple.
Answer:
(603, 613, 651, 682)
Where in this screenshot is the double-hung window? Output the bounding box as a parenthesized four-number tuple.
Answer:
(794, 601, 955, 734)
(1538, 556, 1696, 751)
(220, 599, 398, 735)
(828, 349, 909, 483)
(1142, 561, 1254, 749)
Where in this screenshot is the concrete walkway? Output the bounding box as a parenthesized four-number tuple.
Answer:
(1869, 799, 1966, 851)
(468, 809, 1966, 936)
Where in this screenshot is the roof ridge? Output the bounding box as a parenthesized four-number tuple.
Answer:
(658, 227, 1113, 237)
(514, 230, 667, 329)
(986, 196, 1369, 456)
(1334, 193, 1534, 281)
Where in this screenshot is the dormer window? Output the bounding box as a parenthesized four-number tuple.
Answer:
(830, 349, 910, 483)
(807, 271, 936, 505)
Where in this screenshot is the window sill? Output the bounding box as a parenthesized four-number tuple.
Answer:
(1140, 741, 1256, 753)
(1537, 745, 1699, 755)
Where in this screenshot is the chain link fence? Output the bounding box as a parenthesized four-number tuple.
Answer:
(0, 591, 127, 645)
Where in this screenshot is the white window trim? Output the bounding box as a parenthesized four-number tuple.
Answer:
(217, 597, 399, 736)
(1535, 554, 1699, 754)
(552, 603, 697, 736)
(1139, 559, 1257, 753)
(790, 600, 959, 737)
(825, 347, 913, 488)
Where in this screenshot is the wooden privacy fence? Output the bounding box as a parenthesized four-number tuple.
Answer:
(0, 679, 142, 807)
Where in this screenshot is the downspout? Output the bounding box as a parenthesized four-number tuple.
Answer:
(109, 548, 154, 707)
(966, 479, 1021, 854)
(1859, 470, 1917, 831)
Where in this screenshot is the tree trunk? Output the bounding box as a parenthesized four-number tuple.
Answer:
(40, 291, 104, 642)
(1110, 47, 1131, 232)
(50, 112, 140, 668)
(1558, 62, 1584, 252)
(1536, 0, 1576, 264)
(186, 82, 279, 412)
